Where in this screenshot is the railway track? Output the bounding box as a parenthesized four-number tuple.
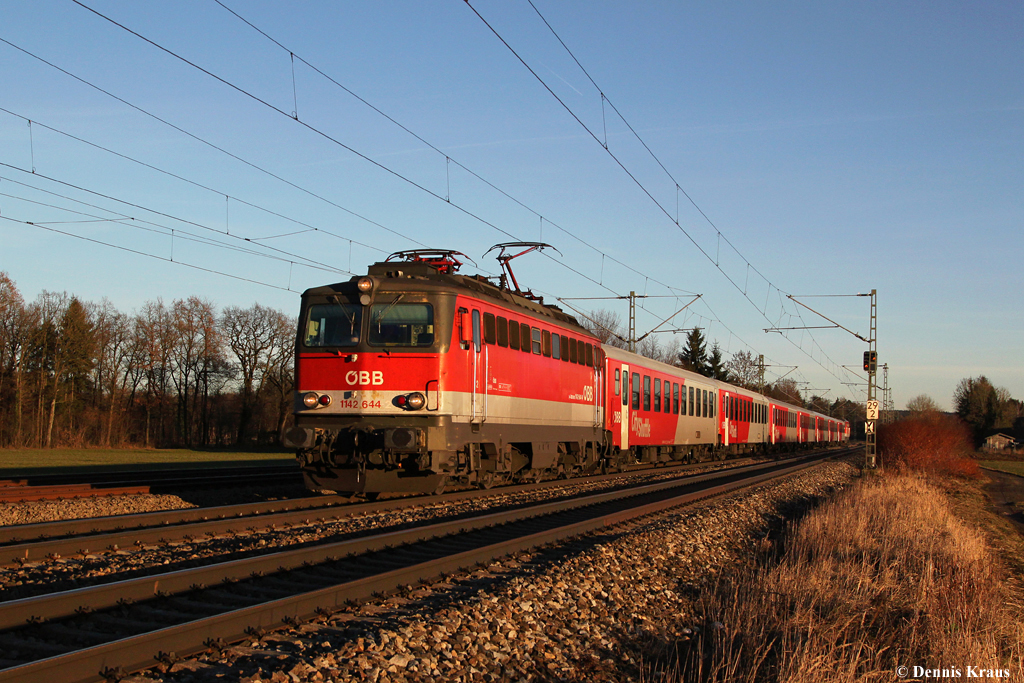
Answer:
(0, 447, 854, 683)
(0, 457, 760, 565)
(0, 464, 303, 503)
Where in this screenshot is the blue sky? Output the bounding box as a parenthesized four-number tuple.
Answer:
(1, 1, 1021, 410)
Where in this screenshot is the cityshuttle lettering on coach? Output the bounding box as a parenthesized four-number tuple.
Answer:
(345, 370, 384, 386)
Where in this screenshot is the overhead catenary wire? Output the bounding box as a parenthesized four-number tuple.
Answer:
(466, 0, 859, 395)
(211, 0, 677, 296)
(5, 7, 838, 397)
(2, 215, 297, 292)
(67, 2, 713, 306)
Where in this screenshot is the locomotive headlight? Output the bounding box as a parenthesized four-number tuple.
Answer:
(302, 392, 319, 409)
(357, 277, 374, 293)
(405, 392, 426, 410)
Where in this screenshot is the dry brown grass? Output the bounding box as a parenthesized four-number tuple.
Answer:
(671, 473, 1024, 682)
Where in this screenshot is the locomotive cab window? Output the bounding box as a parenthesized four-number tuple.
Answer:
(368, 302, 434, 347)
(304, 302, 361, 348)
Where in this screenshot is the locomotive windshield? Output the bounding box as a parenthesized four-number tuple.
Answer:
(304, 303, 361, 347)
(369, 302, 434, 347)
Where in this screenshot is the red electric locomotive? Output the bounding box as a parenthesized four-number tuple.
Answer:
(285, 246, 849, 495)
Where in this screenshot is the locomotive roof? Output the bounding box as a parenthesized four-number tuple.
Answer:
(303, 260, 594, 336)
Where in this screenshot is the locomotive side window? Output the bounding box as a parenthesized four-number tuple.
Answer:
(520, 323, 531, 353)
(560, 335, 570, 362)
(303, 303, 361, 348)
(673, 383, 679, 414)
(483, 313, 496, 345)
(632, 372, 640, 409)
(552, 333, 560, 360)
(542, 330, 552, 357)
(585, 343, 594, 367)
(531, 328, 542, 354)
(614, 368, 620, 396)
(643, 375, 651, 411)
(497, 316, 508, 347)
(569, 339, 578, 363)
(368, 303, 434, 347)
(508, 319, 519, 350)
(654, 379, 661, 412)
(471, 309, 481, 352)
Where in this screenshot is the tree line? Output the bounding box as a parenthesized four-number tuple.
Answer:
(0, 273, 295, 449)
(583, 309, 865, 423)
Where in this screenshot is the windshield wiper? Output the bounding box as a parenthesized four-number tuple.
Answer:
(373, 293, 405, 325)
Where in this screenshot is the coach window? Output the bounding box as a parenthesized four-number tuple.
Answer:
(560, 335, 570, 362)
(643, 375, 651, 411)
(585, 343, 594, 367)
(483, 313, 496, 345)
(681, 384, 687, 415)
(497, 316, 508, 347)
(531, 328, 542, 354)
(654, 379, 661, 412)
(471, 310, 482, 353)
(569, 338, 578, 364)
(552, 333, 560, 360)
(623, 372, 630, 406)
(632, 372, 640, 409)
(688, 386, 695, 416)
(542, 330, 552, 357)
(520, 323, 531, 353)
(614, 368, 621, 396)
(672, 383, 679, 414)
(664, 383, 671, 412)
(508, 319, 519, 350)
(702, 390, 707, 417)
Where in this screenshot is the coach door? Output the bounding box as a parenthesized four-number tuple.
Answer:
(620, 364, 629, 450)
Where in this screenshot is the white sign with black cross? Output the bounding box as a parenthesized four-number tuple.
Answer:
(865, 421, 876, 435)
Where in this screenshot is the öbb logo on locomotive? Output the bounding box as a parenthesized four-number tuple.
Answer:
(284, 246, 850, 497)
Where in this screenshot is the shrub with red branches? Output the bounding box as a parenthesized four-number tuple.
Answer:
(878, 415, 979, 477)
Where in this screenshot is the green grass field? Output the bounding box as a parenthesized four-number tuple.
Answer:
(0, 448, 295, 476)
(979, 460, 1024, 477)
